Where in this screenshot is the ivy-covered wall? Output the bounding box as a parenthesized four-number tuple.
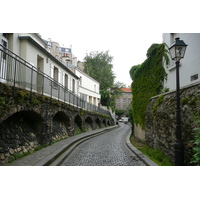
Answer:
(145, 82, 200, 165)
(130, 43, 169, 129)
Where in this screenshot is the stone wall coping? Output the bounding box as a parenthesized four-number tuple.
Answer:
(150, 81, 200, 100)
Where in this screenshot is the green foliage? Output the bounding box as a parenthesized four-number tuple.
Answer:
(130, 136, 173, 166)
(152, 95, 164, 114)
(129, 64, 140, 81)
(100, 83, 125, 111)
(115, 109, 125, 117)
(189, 97, 197, 105)
(190, 98, 200, 165)
(8, 151, 31, 163)
(84, 51, 121, 110)
(141, 146, 173, 166)
(181, 97, 189, 105)
(83, 51, 115, 91)
(129, 43, 169, 129)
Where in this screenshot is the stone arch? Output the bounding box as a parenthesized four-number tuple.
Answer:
(102, 119, 106, 127)
(0, 110, 44, 161)
(95, 117, 101, 128)
(107, 120, 111, 126)
(85, 116, 93, 131)
(52, 111, 70, 140)
(74, 115, 83, 134)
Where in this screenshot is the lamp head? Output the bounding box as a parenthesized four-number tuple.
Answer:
(169, 37, 187, 61)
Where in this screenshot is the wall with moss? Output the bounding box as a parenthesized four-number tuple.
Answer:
(145, 81, 200, 165)
(0, 83, 112, 165)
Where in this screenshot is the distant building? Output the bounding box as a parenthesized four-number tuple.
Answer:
(115, 88, 132, 110)
(163, 33, 200, 91)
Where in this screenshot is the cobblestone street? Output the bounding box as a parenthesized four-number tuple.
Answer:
(61, 123, 146, 166)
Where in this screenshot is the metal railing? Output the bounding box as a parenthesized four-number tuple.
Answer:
(0, 44, 110, 116)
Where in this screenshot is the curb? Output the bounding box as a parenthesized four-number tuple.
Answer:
(126, 131, 158, 166)
(49, 133, 106, 166)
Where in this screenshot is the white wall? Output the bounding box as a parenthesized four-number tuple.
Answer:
(22, 41, 79, 94)
(163, 33, 200, 91)
(75, 68, 100, 106)
(1, 33, 79, 95)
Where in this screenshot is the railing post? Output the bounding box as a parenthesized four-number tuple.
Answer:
(58, 84, 60, 101)
(50, 80, 53, 103)
(73, 93, 75, 106)
(30, 66, 33, 100)
(12, 58, 17, 98)
(42, 73, 44, 95)
(64, 88, 66, 103)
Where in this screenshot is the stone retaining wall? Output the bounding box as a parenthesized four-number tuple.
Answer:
(0, 83, 113, 165)
(145, 81, 200, 165)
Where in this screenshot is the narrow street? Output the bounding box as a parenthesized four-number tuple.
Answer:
(60, 123, 146, 166)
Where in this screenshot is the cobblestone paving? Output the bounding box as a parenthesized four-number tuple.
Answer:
(61, 123, 146, 166)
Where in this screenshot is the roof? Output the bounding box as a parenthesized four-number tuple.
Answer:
(121, 88, 131, 92)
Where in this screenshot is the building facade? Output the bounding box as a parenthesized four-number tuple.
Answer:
(163, 33, 200, 91)
(115, 88, 132, 110)
(44, 39, 100, 107)
(0, 33, 79, 95)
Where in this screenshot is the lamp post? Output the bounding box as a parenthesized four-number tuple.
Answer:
(169, 37, 187, 166)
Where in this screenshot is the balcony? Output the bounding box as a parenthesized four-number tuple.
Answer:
(0, 44, 110, 116)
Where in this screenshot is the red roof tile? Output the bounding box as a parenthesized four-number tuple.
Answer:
(121, 88, 131, 92)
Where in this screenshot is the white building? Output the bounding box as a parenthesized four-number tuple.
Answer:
(0, 33, 79, 94)
(44, 39, 101, 107)
(163, 33, 200, 91)
(76, 67, 100, 106)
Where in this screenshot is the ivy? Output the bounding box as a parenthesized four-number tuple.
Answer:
(152, 95, 164, 114)
(190, 98, 200, 165)
(129, 43, 169, 129)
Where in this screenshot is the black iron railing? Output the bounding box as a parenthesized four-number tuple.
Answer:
(0, 44, 110, 116)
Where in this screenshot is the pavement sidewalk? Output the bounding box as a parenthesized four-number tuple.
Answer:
(6, 125, 157, 166)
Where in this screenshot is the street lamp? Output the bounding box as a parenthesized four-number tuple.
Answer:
(169, 37, 188, 166)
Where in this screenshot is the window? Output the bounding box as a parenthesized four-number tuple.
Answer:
(65, 74, 68, 89)
(72, 79, 75, 93)
(53, 67, 58, 82)
(191, 74, 198, 81)
(53, 66, 59, 87)
(2, 34, 8, 60)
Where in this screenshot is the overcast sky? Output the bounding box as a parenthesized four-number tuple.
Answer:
(40, 31, 163, 87)
(6, 0, 198, 87)
(39, 0, 164, 87)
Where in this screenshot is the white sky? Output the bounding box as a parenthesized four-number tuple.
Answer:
(4, 0, 199, 87)
(39, 1, 164, 87)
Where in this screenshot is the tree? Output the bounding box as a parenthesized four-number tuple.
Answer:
(83, 51, 115, 90)
(84, 51, 116, 110)
(99, 81, 125, 111)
